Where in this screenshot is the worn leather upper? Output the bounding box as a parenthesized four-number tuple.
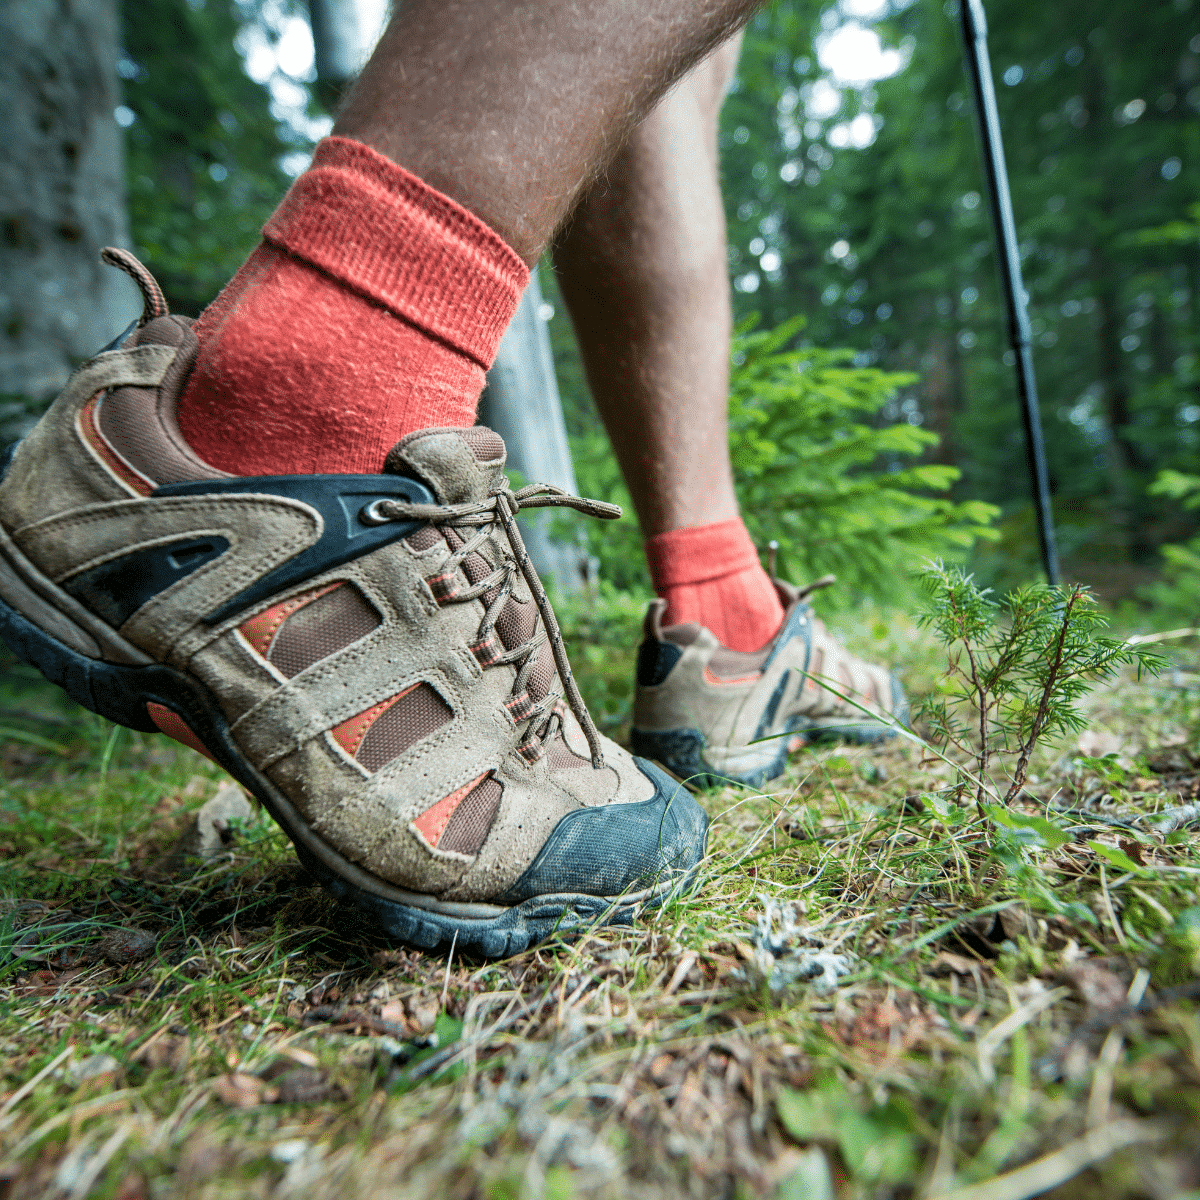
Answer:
(0, 320, 657, 902)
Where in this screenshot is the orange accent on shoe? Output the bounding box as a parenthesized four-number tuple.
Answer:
(77, 392, 155, 497)
(238, 582, 341, 659)
(703, 665, 761, 688)
(147, 701, 218, 764)
(412, 771, 491, 850)
(329, 683, 419, 759)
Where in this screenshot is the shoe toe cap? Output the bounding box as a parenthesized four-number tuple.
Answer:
(499, 758, 708, 903)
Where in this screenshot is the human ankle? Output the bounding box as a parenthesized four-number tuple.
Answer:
(177, 137, 529, 476)
(644, 517, 784, 653)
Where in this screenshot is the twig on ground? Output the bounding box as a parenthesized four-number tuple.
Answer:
(1098, 865, 1128, 949)
(0, 1045, 72, 1121)
(1086, 969, 1149, 1128)
(1144, 803, 1200, 834)
(441, 931, 457, 1011)
(928, 1119, 1166, 1200)
(977, 987, 1070, 1086)
(302, 1005, 409, 1039)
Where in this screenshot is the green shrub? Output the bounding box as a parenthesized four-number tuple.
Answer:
(917, 561, 1164, 815)
(1137, 469, 1200, 625)
(567, 316, 999, 608)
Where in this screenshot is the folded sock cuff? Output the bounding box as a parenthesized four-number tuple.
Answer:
(263, 136, 530, 369)
(645, 517, 762, 591)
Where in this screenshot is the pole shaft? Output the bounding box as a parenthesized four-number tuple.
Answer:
(958, 0, 1060, 585)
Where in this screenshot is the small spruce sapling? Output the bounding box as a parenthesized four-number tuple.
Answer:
(915, 562, 1165, 819)
(562, 315, 998, 599)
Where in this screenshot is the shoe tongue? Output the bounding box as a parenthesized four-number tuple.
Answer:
(383, 427, 508, 504)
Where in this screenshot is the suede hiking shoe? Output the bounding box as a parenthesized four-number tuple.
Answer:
(630, 576, 907, 790)
(0, 249, 707, 955)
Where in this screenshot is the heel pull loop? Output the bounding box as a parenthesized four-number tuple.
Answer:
(100, 247, 169, 326)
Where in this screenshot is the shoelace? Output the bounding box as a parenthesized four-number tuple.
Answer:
(793, 573, 837, 603)
(363, 482, 621, 769)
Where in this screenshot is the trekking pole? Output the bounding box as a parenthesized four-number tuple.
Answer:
(958, 0, 1060, 585)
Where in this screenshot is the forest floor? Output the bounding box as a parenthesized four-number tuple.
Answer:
(0, 599, 1196, 1199)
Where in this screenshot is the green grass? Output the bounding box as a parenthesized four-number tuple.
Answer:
(0, 602, 1197, 1199)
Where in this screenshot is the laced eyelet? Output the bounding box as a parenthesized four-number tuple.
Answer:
(362, 477, 619, 769)
(359, 498, 392, 526)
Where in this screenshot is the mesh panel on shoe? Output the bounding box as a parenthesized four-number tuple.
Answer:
(544, 732, 588, 770)
(429, 511, 558, 706)
(462, 549, 493, 586)
(452, 543, 557, 702)
(98, 317, 227, 489)
(526, 642, 556, 704)
(241, 584, 337, 660)
(405, 526, 443, 551)
(268, 583, 381, 679)
(357, 682, 452, 773)
(460, 427, 505, 462)
(439, 776, 504, 855)
(495, 594, 537, 650)
(82, 394, 155, 496)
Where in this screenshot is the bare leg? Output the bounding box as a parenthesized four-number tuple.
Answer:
(335, 2, 758, 266)
(553, 37, 742, 537)
(181, 1, 762, 478)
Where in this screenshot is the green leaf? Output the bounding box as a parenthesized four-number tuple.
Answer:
(986, 806, 1071, 850)
(778, 1083, 917, 1184)
(777, 1149, 836, 1200)
(432, 1013, 464, 1047)
(777, 1086, 836, 1143)
(0, 726, 68, 755)
(837, 1100, 918, 1184)
(1087, 841, 1145, 875)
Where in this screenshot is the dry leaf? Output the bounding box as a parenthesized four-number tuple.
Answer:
(998, 905, 1037, 943)
(406, 994, 439, 1032)
(275, 1067, 337, 1104)
(1062, 960, 1127, 1014)
(213, 1072, 276, 1107)
(101, 928, 156, 965)
(930, 950, 984, 976)
(1118, 838, 1147, 866)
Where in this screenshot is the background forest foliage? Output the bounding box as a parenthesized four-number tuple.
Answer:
(116, 0, 1200, 606)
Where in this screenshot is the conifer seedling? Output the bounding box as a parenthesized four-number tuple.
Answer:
(915, 561, 1166, 820)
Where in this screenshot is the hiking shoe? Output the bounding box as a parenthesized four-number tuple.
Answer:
(0, 249, 707, 955)
(630, 576, 907, 789)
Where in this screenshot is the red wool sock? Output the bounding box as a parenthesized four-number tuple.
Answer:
(178, 137, 529, 476)
(645, 517, 785, 653)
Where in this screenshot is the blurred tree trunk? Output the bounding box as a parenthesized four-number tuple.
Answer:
(922, 329, 964, 469)
(0, 0, 139, 417)
(309, 0, 373, 111)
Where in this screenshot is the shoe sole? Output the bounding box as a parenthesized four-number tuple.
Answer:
(632, 677, 908, 792)
(0, 523, 692, 958)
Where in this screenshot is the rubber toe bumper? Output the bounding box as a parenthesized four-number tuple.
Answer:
(303, 758, 708, 956)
